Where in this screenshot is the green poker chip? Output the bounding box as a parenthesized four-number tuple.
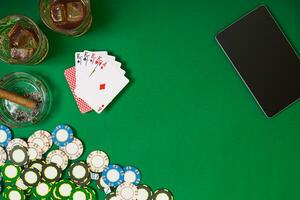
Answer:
(70, 187, 90, 200)
(51, 182, 62, 200)
(1, 163, 21, 183)
(33, 182, 52, 199)
(54, 179, 76, 199)
(15, 178, 29, 191)
(85, 186, 97, 200)
(2, 186, 25, 200)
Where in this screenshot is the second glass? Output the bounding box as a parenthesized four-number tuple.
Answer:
(39, 0, 92, 36)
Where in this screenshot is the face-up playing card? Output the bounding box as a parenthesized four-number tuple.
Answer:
(75, 51, 109, 90)
(75, 66, 129, 113)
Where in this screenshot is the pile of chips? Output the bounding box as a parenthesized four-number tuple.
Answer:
(0, 124, 174, 200)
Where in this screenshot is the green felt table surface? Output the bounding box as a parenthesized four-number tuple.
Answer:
(1, 0, 300, 199)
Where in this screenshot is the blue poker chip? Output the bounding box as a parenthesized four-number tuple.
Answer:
(123, 166, 141, 185)
(0, 124, 12, 147)
(52, 124, 74, 147)
(102, 164, 124, 188)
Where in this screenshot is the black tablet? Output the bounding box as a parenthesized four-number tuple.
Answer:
(216, 5, 300, 117)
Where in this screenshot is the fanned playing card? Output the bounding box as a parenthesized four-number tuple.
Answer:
(66, 50, 130, 114)
(64, 66, 92, 113)
(76, 67, 129, 113)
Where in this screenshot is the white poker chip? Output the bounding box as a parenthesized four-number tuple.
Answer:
(60, 137, 83, 160)
(87, 150, 109, 173)
(6, 138, 28, 152)
(28, 130, 52, 154)
(28, 142, 43, 160)
(137, 185, 153, 200)
(0, 146, 7, 166)
(46, 149, 68, 170)
(116, 182, 138, 200)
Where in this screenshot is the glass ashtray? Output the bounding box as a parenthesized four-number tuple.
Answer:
(0, 72, 51, 127)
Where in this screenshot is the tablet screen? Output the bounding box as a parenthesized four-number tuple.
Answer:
(216, 5, 300, 117)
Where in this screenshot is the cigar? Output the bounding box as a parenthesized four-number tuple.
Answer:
(0, 88, 37, 110)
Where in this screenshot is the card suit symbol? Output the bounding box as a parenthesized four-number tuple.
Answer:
(98, 104, 105, 112)
(100, 62, 107, 69)
(99, 84, 106, 90)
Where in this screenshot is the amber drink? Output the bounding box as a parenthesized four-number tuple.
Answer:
(0, 15, 48, 65)
(40, 0, 92, 36)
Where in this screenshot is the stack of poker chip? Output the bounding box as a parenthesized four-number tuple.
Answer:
(0, 124, 174, 200)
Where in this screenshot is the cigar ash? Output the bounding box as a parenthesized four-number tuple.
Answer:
(9, 91, 43, 123)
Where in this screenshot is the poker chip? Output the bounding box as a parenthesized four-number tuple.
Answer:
(52, 124, 74, 147)
(8, 145, 29, 166)
(55, 180, 76, 198)
(85, 186, 97, 199)
(102, 164, 124, 187)
(105, 192, 119, 200)
(1, 164, 21, 182)
(28, 130, 52, 154)
(46, 149, 68, 170)
(96, 175, 112, 194)
(27, 142, 43, 160)
(0, 124, 174, 199)
(123, 166, 141, 185)
(137, 184, 153, 200)
(69, 161, 91, 186)
(15, 178, 29, 191)
(60, 137, 83, 160)
(0, 146, 7, 166)
(41, 162, 62, 183)
(70, 187, 90, 200)
(87, 150, 109, 173)
(28, 159, 45, 172)
(33, 182, 51, 198)
(0, 125, 12, 147)
(116, 182, 139, 200)
(152, 189, 174, 200)
(71, 187, 92, 200)
(20, 168, 41, 187)
(6, 139, 28, 153)
(2, 186, 25, 200)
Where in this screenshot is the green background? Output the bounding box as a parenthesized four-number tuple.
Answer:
(1, 0, 300, 199)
